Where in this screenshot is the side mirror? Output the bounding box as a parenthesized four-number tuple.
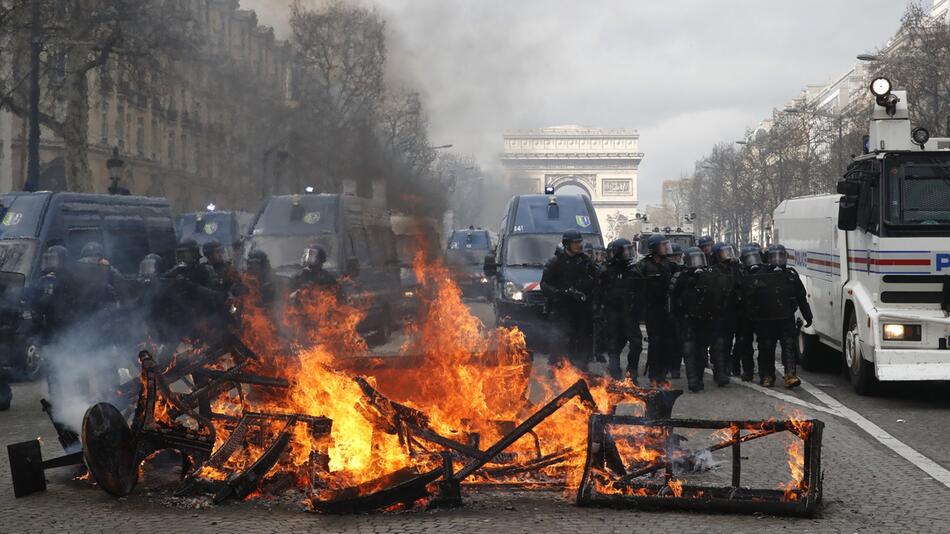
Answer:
(483, 255, 498, 277)
(837, 195, 859, 231)
(346, 256, 360, 276)
(836, 180, 859, 195)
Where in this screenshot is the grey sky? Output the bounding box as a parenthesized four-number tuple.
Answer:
(244, 0, 911, 205)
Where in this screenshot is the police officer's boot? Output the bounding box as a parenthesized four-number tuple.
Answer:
(0, 375, 11, 411)
(683, 341, 703, 393)
(781, 336, 801, 389)
(626, 340, 642, 385)
(711, 339, 731, 387)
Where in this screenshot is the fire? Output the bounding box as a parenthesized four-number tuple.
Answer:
(780, 412, 812, 501)
(667, 478, 684, 497)
(159, 230, 662, 503)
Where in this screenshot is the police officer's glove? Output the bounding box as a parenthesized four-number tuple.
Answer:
(803, 316, 813, 328)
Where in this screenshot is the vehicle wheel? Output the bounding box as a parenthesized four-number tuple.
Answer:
(798, 330, 824, 372)
(843, 312, 878, 396)
(17, 339, 45, 382)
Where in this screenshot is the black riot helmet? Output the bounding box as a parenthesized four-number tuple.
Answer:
(670, 243, 684, 265)
(605, 240, 617, 261)
(176, 238, 201, 266)
(562, 229, 583, 246)
(41, 245, 68, 273)
(246, 250, 271, 275)
(138, 253, 162, 277)
(740, 244, 763, 267)
(301, 247, 327, 268)
(80, 241, 104, 261)
(684, 247, 707, 268)
(202, 240, 226, 265)
(767, 244, 788, 267)
(713, 242, 737, 263)
(608, 238, 636, 262)
(647, 234, 671, 257)
(697, 235, 714, 254)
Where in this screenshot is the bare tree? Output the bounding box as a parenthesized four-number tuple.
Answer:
(0, 0, 197, 191)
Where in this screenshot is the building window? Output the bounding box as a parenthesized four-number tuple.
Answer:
(136, 117, 145, 157)
(168, 132, 176, 169)
(115, 103, 125, 148)
(151, 119, 160, 160)
(181, 133, 188, 171)
(100, 100, 109, 143)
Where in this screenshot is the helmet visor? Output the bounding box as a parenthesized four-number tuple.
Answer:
(767, 248, 788, 266)
(301, 247, 325, 267)
(717, 245, 737, 262)
(741, 251, 763, 267)
(593, 249, 607, 263)
(657, 241, 672, 257)
(176, 247, 199, 265)
(622, 243, 637, 261)
(41, 250, 64, 272)
(139, 257, 159, 276)
(685, 250, 707, 268)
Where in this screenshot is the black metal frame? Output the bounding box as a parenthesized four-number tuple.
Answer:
(576, 415, 824, 517)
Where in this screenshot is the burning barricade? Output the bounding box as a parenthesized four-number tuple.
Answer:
(7, 249, 824, 517)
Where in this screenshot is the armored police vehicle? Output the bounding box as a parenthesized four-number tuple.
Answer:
(0, 192, 176, 379)
(245, 190, 400, 344)
(637, 227, 694, 256)
(446, 227, 495, 299)
(485, 190, 603, 352)
(773, 77, 950, 394)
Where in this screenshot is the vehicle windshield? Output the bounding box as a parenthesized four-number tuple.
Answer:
(512, 195, 598, 234)
(246, 235, 337, 271)
(253, 195, 338, 236)
(447, 248, 487, 267)
(0, 239, 38, 277)
(177, 212, 236, 245)
(0, 194, 47, 239)
(505, 234, 602, 267)
(885, 155, 950, 226)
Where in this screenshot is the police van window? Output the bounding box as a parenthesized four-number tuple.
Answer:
(449, 231, 490, 249)
(254, 196, 337, 236)
(105, 221, 149, 274)
(66, 228, 103, 260)
(351, 225, 371, 266)
(0, 194, 47, 239)
(884, 154, 950, 227)
(856, 160, 881, 234)
(513, 196, 595, 234)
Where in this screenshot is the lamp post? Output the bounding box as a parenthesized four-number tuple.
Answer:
(107, 147, 129, 195)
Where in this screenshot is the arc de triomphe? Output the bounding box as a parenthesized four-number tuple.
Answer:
(499, 126, 642, 242)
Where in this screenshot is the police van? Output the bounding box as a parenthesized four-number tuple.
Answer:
(245, 189, 400, 344)
(484, 190, 603, 352)
(773, 78, 950, 394)
(637, 227, 695, 257)
(445, 227, 495, 299)
(0, 192, 176, 379)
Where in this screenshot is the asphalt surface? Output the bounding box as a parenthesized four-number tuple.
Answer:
(1, 299, 950, 533)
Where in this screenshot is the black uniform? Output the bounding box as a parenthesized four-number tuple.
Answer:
(633, 254, 674, 382)
(744, 264, 813, 382)
(540, 250, 596, 371)
(707, 260, 740, 386)
(732, 263, 760, 381)
(600, 256, 643, 380)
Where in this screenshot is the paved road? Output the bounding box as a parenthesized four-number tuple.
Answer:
(2, 299, 950, 533)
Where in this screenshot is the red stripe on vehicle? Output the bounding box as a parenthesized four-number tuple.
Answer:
(848, 257, 930, 266)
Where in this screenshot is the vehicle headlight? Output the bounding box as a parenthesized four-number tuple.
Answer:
(20, 310, 32, 320)
(882, 323, 921, 341)
(403, 290, 415, 298)
(479, 277, 489, 284)
(503, 281, 524, 301)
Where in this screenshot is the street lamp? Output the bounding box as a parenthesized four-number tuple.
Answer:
(107, 147, 129, 195)
(856, 54, 881, 62)
(735, 140, 748, 145)
(429, 144, 453, 150)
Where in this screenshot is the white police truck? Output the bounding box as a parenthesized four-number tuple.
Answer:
(773, 77, 950, 395)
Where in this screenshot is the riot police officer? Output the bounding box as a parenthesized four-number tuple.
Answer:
(203, 240, 241, 296)
(746, 244, 812, 388)
(160, 238, 222, 344)
(591, 243, 609, 364)
(244, 250, 276, 308)
(669, 243, 685, 267)
(290, 247, 338, 293)
(668, 247, 716, 392)
(540, 230, 596, 372)
(732, 244, 763, 381)
(707, 242, 740, 386)
(697, 236, 715, 265)
(633, 234, 675, 385)
(600, 238, 642, 381)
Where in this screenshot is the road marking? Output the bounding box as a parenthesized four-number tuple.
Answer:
(703, 369, 838, 416)
(774, 364, 950, 491)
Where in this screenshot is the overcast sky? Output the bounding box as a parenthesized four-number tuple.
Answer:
(244, 0, 913, 205)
